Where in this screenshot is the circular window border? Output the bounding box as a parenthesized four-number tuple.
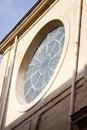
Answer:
(14, 16, 70, 112)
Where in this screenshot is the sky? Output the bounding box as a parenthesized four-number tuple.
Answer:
(0, 0, 38, 41)
(0, 0, 38, 62)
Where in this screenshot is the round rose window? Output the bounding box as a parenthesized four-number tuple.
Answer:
(23, 26, 65, 103)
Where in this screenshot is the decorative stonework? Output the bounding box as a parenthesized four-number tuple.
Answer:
(24, 26, 65, 103)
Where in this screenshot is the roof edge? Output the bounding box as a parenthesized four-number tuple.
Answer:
(0, 0, 50, 52)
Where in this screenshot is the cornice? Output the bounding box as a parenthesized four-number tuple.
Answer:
(71, 106, 87, 126)
(0, 0, 54, 53)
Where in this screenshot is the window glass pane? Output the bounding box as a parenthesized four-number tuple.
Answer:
(24, 26, 65, 103)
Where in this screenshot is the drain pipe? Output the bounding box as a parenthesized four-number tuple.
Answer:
(0, 36, 18, 130)
(69, 0, 82, 129)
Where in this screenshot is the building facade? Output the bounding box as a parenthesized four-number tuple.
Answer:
(0, 0, 87, 130)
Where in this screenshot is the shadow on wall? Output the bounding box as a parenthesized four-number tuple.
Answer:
(1, 68, 85, 130)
